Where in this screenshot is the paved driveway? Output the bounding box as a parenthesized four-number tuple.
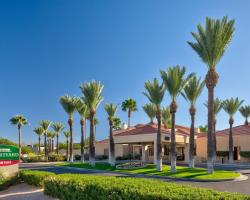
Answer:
(20, 163, 250, 195)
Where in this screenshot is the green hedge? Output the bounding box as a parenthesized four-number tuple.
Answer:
(20, 170, 55, 187)
(240, 151, 250, 158)
(216, 151, 229, 157)
(44, 174, 249, 200)
(20, 170, 249, 199)
(0, 176, 19, 191)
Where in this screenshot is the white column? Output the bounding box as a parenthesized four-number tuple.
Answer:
(154, 139, 157, 165)
(142, 145, 147, 163)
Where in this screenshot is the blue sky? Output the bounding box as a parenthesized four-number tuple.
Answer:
(0, 0, 250, 144)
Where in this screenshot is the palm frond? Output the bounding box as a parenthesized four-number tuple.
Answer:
(105, 103, 118, 121)
(33, 127, 44, 136)
(59, 95, 77, 118)
(121, 98, 137, 112)
(51, 122, 64, 135)
(142, 103, 157, 123)
(39, 120, 51, 134)
(10, 115, 28, 127)
(222, 97, 244, 117)
(80, 81, 104, 112)
(188, 16, 235, 68)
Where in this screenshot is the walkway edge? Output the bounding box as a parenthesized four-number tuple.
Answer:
(57, 166, 248, 182)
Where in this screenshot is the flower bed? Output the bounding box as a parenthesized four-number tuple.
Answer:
(116, 162, 145, 169)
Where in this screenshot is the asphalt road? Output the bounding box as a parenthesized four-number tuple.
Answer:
(20, 162, 250, 195)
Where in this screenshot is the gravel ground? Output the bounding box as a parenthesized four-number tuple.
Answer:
(0, 183, 56, 200)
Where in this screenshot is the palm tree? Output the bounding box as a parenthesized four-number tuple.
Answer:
(143, 103, 157, 123)
(222, 98, 244, 163)
(162, 107, 171, 129)
(188, 16, 235, 174)
(63, 131, 70, 161)
(204, 98, 223, 160)
(199, 125, 208, 133)
(10, 115, 28, 160)
(182, 75, 205, 168)
(105, 103, 118, 166)
(40, 120, 51, 161)
(52, 122, 64, 154)
(76, 98, 88, 162)
(121, 98, 137, 127)
(47, 131, 53, 153)
(80, 81, 104, 167)
(33, 127, 44, 154)
(59, 95, 77, 162)
(239, 105, 250, 125)
(143, 78, 165, 171)
(161, 65, 192, 172)
(113, 117, 121, 130)
(51, 132, 56, 152)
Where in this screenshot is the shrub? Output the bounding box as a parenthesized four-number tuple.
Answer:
(0, 175, 19, 191)
(22, 154, 46, 163)
(95, 155, 108, 160)
(44, 174, 249, 200)
(74, 154, 81, 161)
(240, 151, 250, 158)
(20, 170, 55, 187)
(216, 151, 229, 157)
(21, 146, 34, 154)
(48, 153, 66, 162)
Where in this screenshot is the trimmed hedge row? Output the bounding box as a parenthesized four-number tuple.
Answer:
(19, 170, 55, 187)
(20, 170, 250, 200)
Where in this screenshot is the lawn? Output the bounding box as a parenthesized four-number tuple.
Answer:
(57, 162, 240, 180)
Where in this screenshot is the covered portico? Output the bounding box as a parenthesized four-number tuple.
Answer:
(113, 123, 192, 164)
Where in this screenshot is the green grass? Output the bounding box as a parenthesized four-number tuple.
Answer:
(57, 162, 240, 180)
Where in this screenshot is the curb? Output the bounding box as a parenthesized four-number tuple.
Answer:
(56, 166, 248, 183)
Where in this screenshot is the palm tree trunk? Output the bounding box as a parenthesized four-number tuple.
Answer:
(206, 69, 218, 174)
(68, 119, 74, 163)
(189, 107, 195, 168)
(229, 118, 234, 163)
(56, 135, 59, 154)
(128, 110, 131, 127)
(207, 86, 215, 173)
(38, 136, 41, 154)
(89, 112, 95, 167)
(18, 126, 21, 161)
(170, 101, 177, 173)
(66, 139, 69, 161)
(80, 119, 85, 162)
(156, 113, 162, 171)
(52, 139, 54, 152)
(213, 120, 217, 163)
(109, 120, 115, 166)
(44, 134, 48, 161)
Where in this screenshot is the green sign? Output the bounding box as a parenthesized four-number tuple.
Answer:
(0, 145, 19, 166)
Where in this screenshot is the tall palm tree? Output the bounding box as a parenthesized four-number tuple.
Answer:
(33, 127, 44, 154)
(59, 95, 77, 162)
(80, 81, 104, 167)
(121, 98, 137, 127)
(76, 98, 88, 162)
(105, 103, 118, 166)
(47, 131, 53, 153)
(143, 78, 165, 171)
(40, 120, 51, 161)
(204, 98, 223, 160)
(239, 105, 250, 125)
(222, 98, 243, 163)
(161, 66, 192, 172)
(51, 132, 56, 152)
(182, 75, 205, 168)
(10, 115, 28, 160)
(52, 122, 64, 154)
(143, 103, 157, 123)
(63, 131, 70, 161)
(188, 16, 235, 174)
(162, 107, 171, 129)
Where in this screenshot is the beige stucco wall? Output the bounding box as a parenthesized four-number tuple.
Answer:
(196, 134, 250, 162)
(95, 142, 124, 157)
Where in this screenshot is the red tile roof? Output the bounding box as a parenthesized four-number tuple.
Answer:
(197, 124, 250, 138)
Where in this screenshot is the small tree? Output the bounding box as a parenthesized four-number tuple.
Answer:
(10, 115, 28, 160)
(105, 103, 118, 166)
(121, 98, 137, 127)
(222, 98, 243, 163)
(33, 127, 44, 154)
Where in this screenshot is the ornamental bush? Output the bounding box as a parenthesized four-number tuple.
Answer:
(44, 174, 249, 200)
(240, 151, 250, 158)
(20, 170, 249, 199)
(20, 170, 55, 187)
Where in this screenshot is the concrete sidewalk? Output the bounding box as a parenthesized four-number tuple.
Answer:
(0, 183, 56, 200)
